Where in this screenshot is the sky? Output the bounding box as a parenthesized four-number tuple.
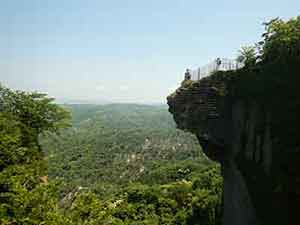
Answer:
(0, 0, 299, 104)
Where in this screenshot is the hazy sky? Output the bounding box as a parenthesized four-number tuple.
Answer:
(1, 0, 299, 103)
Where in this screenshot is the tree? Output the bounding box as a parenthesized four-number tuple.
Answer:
(236, 46, 256, 66)
(258, 16, 300, 62)
(0, 84, 71, 149)
(0, 85, 71, 225)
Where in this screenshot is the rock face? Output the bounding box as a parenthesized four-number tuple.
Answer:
(167, 72, 299, 225)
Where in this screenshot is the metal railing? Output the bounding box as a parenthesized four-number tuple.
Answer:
(188, 58, 244, 80)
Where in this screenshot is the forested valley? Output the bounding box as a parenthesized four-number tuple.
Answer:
(0, 87, 222, 225)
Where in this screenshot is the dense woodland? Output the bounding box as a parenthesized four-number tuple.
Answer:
(41, 104, 216, 192)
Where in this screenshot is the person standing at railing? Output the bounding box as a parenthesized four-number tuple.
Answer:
(216, 58, 222, 71)
(184, 68, 191, 80)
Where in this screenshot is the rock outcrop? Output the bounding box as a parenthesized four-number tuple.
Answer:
(167, 66, 299, 225)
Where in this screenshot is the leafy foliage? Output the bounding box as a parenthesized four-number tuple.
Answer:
(236, 45, 256, 66)
(0, 85, 70, 225)
(259, 16, 300, 63)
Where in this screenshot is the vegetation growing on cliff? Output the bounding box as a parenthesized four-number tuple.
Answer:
(167, 16, 300, 225)
(169, 16, 300, 140)
(227, 16, 300, 148)
(171, 16, 300, 95)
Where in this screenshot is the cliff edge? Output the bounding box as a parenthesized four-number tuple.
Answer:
(167, 17, 300, 225)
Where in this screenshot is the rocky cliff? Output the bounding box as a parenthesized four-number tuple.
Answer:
(167, 59, 300, 225)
